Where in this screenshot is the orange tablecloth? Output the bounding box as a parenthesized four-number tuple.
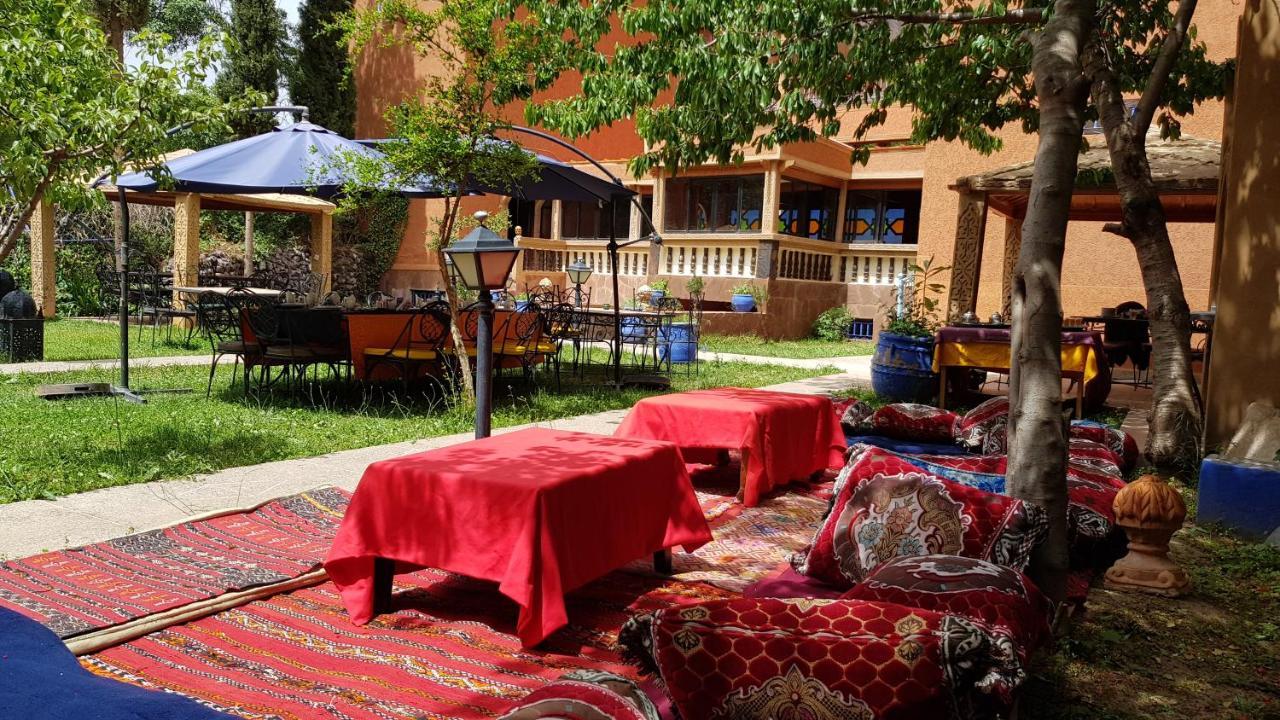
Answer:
(324, 428, 712, 647)
(614, 388, 847, 507)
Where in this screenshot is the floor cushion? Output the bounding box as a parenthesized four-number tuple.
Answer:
(836, 397, 876, 435)
(0, 607, 232, 720)
(499, 671, 660, 720)
(742, 564, 847, 600)
(619, 597, 1023, 720)
(792, 446, 1047, 589)
(1071, 420, 1140, 472)
(870, 403, 962, 443)
(845, 434, 970, 456)
(954, 397, 1010, 450)
(841, 554, 1053, 663)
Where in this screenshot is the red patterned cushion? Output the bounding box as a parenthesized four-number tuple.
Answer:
(980, 414, 1010, 455)
(619, 597, 1023, 720)
(841, 555, 1052, 662)
(499, 672, 659, 720)
(838, 398, 876, 435)
(870, 403, 961, 443)
(793, 447, 1047, 588)
(954, 397, 1010, 450)
(1070, 422, 1139, 471)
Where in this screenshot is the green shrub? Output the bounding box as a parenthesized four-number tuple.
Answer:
(812, 306, 854, 341)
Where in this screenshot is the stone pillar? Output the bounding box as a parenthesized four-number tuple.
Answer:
(945, 190, 988, 321)
(29, 199, 57, 318)
(172, 193, 201, 309)
(1000, 216, 1023, 318)
(651, 176, 666, 235)
(756, 239, 780, 280)
(243, 211, 255, 276)
(550, 200, 563, 242)
(762, 161, 782, 234)
(310, 212, 333, 294)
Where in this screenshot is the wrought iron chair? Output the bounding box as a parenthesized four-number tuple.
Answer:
(540, 303, 583, 389)
(195, 291, 257, 396)
(362, 302, 452, 394)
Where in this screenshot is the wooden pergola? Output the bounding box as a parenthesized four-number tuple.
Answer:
(27, 149, 335, 318)
(944, 132, 1221, 320)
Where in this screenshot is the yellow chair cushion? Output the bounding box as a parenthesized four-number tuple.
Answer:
(364, 347, 439, 361)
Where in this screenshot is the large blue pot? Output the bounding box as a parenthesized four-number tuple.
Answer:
(730, 293, 756, 312)
(515, 300, 532, 311)
(621, 316, 645, 340)
(659, 322, 698, 363)
(870, 332, 937, 403)
(649, 290, 665, 304)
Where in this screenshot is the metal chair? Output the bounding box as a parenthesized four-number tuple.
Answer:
(194, 291, 257, 396)
(362, 302, 452, 394)
(1102, 300, 1150, 387)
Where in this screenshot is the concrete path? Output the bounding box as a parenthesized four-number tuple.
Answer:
(0, 373, 868, 559)
(0, 354, 209, 376)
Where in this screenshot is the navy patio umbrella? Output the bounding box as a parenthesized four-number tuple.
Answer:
(109, 122, 449, 198)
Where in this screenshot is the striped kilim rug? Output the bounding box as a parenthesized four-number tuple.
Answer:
(84, 569, 736, 720)
(0, 488, 350, 638)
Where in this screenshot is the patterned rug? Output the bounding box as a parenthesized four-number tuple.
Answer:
(84, 569, 735, 720)
(0, 488, 350, 638)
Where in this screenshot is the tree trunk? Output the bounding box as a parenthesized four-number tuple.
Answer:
(1085, 30, 1204, 476)
(434, 198, 476, 401)
(0, 175, 55, 264)
(1006, 0, 1095, 604)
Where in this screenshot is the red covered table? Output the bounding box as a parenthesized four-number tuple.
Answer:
(614, 388, 847, 507)
(324, 427, 712, 647)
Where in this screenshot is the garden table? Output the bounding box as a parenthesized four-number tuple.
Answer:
(614, 388, 847, 506)
(324, 427, 712, 648)
(170, 286, 282, 297)
(932, 326, 1111, 416)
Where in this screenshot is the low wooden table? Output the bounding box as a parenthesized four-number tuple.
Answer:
(614, 388, 847, 507)
(324, 427, 712, 647)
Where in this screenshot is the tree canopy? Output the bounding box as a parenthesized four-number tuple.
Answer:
(290, 0, 356, 136)
(215, 0, 289, 136)
(0, 0, 243, 262)
(529, 0, 1228, 174)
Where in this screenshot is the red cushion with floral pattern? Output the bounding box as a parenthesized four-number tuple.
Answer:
(870, 403, 961, 443)
(1070, 422, 1139, 471)
(792, 447, 1047, 588)
(499, 671, 659, 720)
(841, 554, 1052, 663)
(619, 597, 1024, 720)
(954, 397, 1010, 450)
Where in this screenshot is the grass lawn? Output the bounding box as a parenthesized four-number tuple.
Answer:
(1025, 489, 1280, 719)
(36, 318, 206, 362)
(0, 357, 838, 503)
(702, 333, 875, 359)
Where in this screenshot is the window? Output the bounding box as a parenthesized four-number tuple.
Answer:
(843, 189, 921, 244)
(664, 175, 765, 232)
(507, 198, 536, 240)
(778, 179, 840, 241)
(560, 199, 632, 240)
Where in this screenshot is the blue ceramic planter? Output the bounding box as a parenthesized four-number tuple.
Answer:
(649, 290, 665, 304)
(659, 322, 698, 363)
(730, 294, 756, 312)
(870, 332, 936, 402)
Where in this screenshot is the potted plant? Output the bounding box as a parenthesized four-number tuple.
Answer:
(514, 293, 532, 311)
(870, 257, 949, 403)
(730, 282, 762, 312)
(648, 279, 669, 304)
(685, 275, 704, 297)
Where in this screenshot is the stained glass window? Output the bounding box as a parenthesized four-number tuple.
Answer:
(843, 189, 921, 244)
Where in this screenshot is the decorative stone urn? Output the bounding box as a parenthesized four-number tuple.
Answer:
(1104, 474, 1191, 596)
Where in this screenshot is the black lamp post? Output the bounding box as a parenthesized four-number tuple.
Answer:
(565, 258, 593, 308)
(446, 211, 521, 439)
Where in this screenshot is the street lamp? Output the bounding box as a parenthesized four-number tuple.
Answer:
(565, 258, 593, 308)
(446, 211, 521, 439)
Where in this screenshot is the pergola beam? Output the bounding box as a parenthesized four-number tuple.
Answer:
(29, 199, 57, 318)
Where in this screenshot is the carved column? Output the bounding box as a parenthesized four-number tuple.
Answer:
(762, 161, 782, 234)
(310, 212, 333, 294)
(1000, 216, 1023, 318)
(172, 193, 201, 310)
(29, 199, 57, 318)
(945, 191, 988, 321)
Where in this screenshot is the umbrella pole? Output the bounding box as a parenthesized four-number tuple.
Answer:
(117, 188, 131, 389)
(609, 200, 622, 387)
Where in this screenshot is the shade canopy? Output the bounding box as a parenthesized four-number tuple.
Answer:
(106, 122, 449, 198)
(358, 138, 636, 203)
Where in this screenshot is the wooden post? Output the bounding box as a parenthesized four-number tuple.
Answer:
(243, 211, 255, 276)
(173, 193, 201, 311)
(29, 199, 57, 318)
(946, 190, 988, 321)
(762, 161, 783, 234)
(1000, 216, 1023, 319)
(310, 212, 333, 294)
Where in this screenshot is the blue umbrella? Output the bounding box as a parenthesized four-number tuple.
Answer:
(109, 122, 449, 198)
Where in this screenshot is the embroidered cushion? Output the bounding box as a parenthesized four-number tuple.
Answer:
(793, 446, 1047, 588)
(980, 414, 1010, 455)
(499, 672, 659, 720)
(619, 597, 1024, 720)
(1070, 421, 1139, 471)
(838, 398, 876, 435)
(870, 403, 961, 443)
(954, 397, 1010, 450)
(841, 554, 1052, 663)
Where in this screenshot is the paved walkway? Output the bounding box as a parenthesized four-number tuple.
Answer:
(0, 373, 867, 559)
(0, 354, 209, 376)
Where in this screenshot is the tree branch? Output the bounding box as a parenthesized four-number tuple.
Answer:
(0, 173, 55, 264)
(1102, 221, 1129, 237)
(844, 7, 1046, 26)
(1132, 0, 1199, 136)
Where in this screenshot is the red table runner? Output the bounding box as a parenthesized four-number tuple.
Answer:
(614, 388, 847, 506)
(324, 427, 712, 647)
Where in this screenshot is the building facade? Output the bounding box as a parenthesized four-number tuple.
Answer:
(356, 0, 1242, 339)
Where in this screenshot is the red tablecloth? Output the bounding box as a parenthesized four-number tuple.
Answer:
(614, 388, 847, 507)
(324, 427, 712, 647)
